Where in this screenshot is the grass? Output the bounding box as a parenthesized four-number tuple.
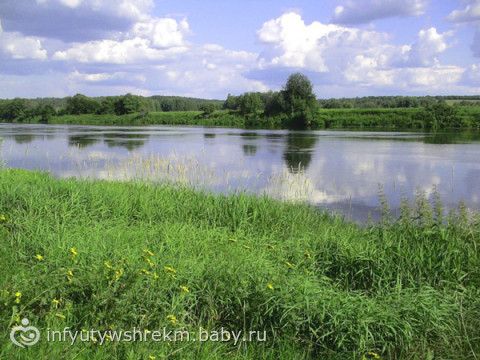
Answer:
(14, 106, 480, 130)
(0, 170, 479, 359)
(45, 111, 246, 128)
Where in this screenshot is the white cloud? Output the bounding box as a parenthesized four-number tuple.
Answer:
(132, 17, 189, 49)
(447, 0, 480, 23)
(462, 63, 480, 85)
(141, 44, 268, 98)
(0, 21, 47, 60)
(401, 27, 451, 67)
(68, 70, 146, 84)
(54, 37, 187, 64)
(332, 0, 428, 24)
(1, 0, 153, 42)
(256, 13, 458, 91)
(53, 17, 190, 64)
(257, 12, 387, 72)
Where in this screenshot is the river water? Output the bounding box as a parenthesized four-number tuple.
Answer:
(1, 123, 479, 222)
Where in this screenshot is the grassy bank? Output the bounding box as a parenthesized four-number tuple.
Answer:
(0, 170, 479, 359)
(15, 106, 480, 130)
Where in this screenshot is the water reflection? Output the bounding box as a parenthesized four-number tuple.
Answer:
(283, 133, 318, 173)
(242, 144, 257, 156)
(13, 134, 36, 144)
(103, 133, 149, 151)
(68, 135, 100, 148)
(0, 123, 479, 222)
(424, 131, 480, 144)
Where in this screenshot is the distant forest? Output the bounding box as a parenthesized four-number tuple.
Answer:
(1, 73, 480, 130)
(1, 93, 480, 116)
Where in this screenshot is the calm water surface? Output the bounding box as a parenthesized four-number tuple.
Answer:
(1, 123, 479, 222)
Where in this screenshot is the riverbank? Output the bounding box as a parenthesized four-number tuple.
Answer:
(10, 105, 480, 129)
(1, 169, 479, 359)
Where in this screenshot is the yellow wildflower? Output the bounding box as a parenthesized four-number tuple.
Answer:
(180, 285, 190, 293)
(66, 269, 74, 282)
(141, 269, 151, 275)
(55, 313, 66, 320)
(266, 283, 274, 290)
(106, 334, 113, 342)
(69, 247, 78, 258)
(52, 298, 60, 307)
(363, 352, 381, 360)
(149, 356, 156, 360)
(143, 249, 155, 257)
(14, 292, 22, 304)
(152, 272, 159, 280)
(114, 269, 123, 281)
(163, 266, 176, 275)
(146, 258, 155, 268)
(166, 314, 177, 325)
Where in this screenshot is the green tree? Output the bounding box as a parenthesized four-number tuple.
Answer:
(66, 94, 99, 115)
(239, 93, 263, 116)
(96, 97, 116, 115)
(283, 73, 318, 129)
(0, 98, 27, 122)
(223, 94, 240, 110)
(430, 102, 462, 129)
(199, 103, 216, 117)
(114, 94, 143, 115)
(35, 104, 56, 123)
(264, 91, 286, 117)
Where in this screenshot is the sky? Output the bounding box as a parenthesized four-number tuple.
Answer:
(1, 0, 480, 99)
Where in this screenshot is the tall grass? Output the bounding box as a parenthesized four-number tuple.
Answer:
(15, 106, 480, 130)
(0, 170, 479, 359)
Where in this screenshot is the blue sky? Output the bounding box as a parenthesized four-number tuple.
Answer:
(1, 0, 480, 99)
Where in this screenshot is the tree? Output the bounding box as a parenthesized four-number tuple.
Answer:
(114, 94, 143, 115)
(96, 97, 116, 115)
(199, 103, 216, 117)
(283, 73, 318, 129)
(430, 102, 462, 129)
(66, 94, 99, 115)
(223, 94, 240, 110)
(0, 98, 27, 122)
(161, 101, 174, 112)
(418, 102, 462, 130)
(35, 104, 56, 123)
(239, 93, 263, 116)
(264, 91, 286, 117)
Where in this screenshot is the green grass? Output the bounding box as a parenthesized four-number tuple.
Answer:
(14, 106, 479, 130)
(44, 111, 246, 128)
(0, 170, 479, 359)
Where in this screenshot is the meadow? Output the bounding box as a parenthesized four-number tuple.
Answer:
(0, 169, 479, 359)
(16, 106, 476, 130)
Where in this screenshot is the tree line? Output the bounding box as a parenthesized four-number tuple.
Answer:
(0, 73, 478, 129)
(0, 94, 223, 123)
(222, 73, 474, 129)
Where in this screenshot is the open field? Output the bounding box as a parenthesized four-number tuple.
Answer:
(1, 169, 479, 359)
